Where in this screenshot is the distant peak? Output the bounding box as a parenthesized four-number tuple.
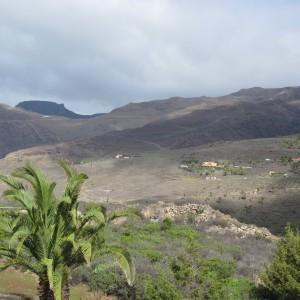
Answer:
(16, 100, 104, 119)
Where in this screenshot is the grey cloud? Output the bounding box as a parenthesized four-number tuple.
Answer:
(0, 0, 299, 113)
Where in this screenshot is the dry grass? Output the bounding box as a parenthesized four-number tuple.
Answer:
(0, 269, 96, 300)
(1, 136, 299, 235)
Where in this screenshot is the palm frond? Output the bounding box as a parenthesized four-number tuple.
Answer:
(58, 160, 75, 178)
(77, 241, 92, 263)
(0, 247, 43, 275)
(3, 189, 36, 213)
(99, 245, 136, 286)
(13, 164, 56, 213)
(0, 175, 24, 192)
(107, 208, 143, 223)
(63, 174, 88, 205)
(59, 160, 88, 205)
(0, 161, 137, 298)
(77, 206, 106, 235)
(9, 227, 31, 254)
(0, 262, 14, 272)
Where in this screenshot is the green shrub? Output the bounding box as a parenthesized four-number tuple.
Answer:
(168, 224, 199, 241)
(142, 222, 161, 234)
(291, 161, 300, 174)
(89, 264, 131, 299)
(171, 255, 194, 285)
(224, 167, 245, 176)
(191, 258, 253, 300)
(161, 217, 173, 230)
(261, 225, 300, 300)
(142, 273, 182, 300)
(198, 258, 236, 280)
(139, 249, 162, 263)
(70, 266, 92, 285)
(225, 278, 256, 300)
(95, 219, 261, 300)
(192, 277, 254, 300)
(280, 156, 292, 165)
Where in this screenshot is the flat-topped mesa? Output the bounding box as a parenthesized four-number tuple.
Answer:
(16, 100, 104, 119)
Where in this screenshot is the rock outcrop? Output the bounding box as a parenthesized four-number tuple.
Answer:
(143, 203, 277, 241)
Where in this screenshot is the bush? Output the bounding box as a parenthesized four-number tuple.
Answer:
(280, 156, 292, 165)
(171, 255, 194, 285)
(224, 167, 245, 176)
(142, 273, 182, 300)
(87, 219, 266, 300)
(192, 258, 253, 300)
(161, 217, 173, 231)
(139, 249, 162, 263)
(291, 161, 300, 174)
(70, 266, 92, 285)
(261, 225, 300, 300)
(89, 264, 131, 299)
(198, 258, 236, 280)
(192, 277, 255, 300)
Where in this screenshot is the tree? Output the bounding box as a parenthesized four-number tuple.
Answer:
(261, 225, 300, 300)
(0, 161, 140, 300)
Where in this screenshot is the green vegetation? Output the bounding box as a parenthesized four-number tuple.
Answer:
(281, 135, 300, 149)
(142, 272, 182, 300)
(0, 162, 139, 300)
(179, 159, 246, 176)
(1, 162, 300, 300)
(291, 161, 300, 174)
(280, 155, 292, 165)
(261, 226, 300, 300)
(223, 166, 245, 176)
(179, 158, 216, 175)
(78, 218, 258, 300)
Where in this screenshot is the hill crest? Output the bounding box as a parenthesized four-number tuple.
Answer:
(16, 100, 104, 119)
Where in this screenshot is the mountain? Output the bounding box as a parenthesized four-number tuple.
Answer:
(108, 86, 300, 149)
(30, 86, 300, 160)
(0, 96, 207, 158)
(16, 100, 104, 119)
(0, 104, 59, 157)
(3, 86, 300, 160)
(0, 103, 105, 157)
(122, 98, 300, 149)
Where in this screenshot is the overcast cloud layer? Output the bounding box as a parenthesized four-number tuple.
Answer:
(0, 0, 299, 113)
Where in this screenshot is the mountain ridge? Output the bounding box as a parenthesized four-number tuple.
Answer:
(16, 100, 105, 119)
(2, 86, 300, 159)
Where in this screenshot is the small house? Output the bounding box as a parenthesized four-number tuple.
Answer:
(201, 161, 218, 167)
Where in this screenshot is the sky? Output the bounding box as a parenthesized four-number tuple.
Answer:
(0, 0, 299, 114)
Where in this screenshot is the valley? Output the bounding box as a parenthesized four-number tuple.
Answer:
(1, 134, 300, 234)
(2, 87, 300, 235)
(1, 86, 300, 299)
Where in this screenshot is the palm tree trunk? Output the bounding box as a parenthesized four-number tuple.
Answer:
(62, 281, 70, 300)
(38, 279, 55, 300)
(130, 285, 136, 300)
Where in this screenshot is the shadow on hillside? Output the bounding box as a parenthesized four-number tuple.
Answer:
(218, 192, 300, 235)
(128, 190, 300, 235)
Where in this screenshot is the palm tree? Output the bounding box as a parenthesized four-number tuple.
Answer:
(0, 161, 140, 300)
